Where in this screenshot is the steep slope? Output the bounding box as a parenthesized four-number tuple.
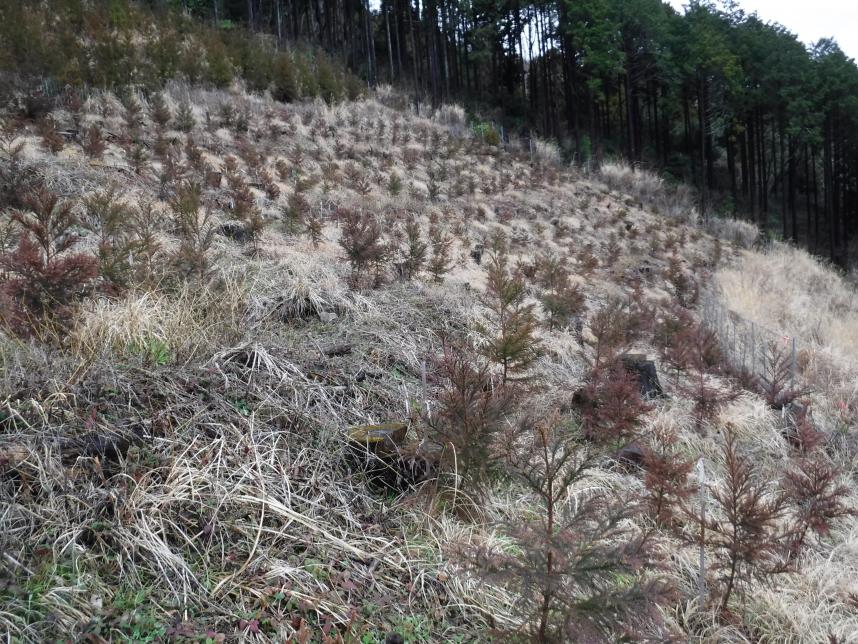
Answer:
(1, 82, 856, 642)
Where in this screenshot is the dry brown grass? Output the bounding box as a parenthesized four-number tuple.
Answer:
(716, 244, 858, 363)
(2, 83, 857, 642)
(598, 159, 698, 223)
(714, 243, 858, 432)
(710, 242, 858, 641)
(530, 138, 562, 167)
(705, 216, 759, 249)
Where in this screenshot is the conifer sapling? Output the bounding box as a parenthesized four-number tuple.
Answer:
(423, 348, 514, 490)
(704, 427, 785, 613)
(780, 453, 853, 563)
(470, 411, 672, 642)
(170, 182, 215, 280)
(338, 208, 386, 290)
(427, 224, 453, 283)
(175, 101, 196, 133)
(642, 426, 693, 528)
(82, 124, 106, 160)
(577, 363, 652, 446)
(0, 187, 98, 332)
(480, 252, 541, 382)
(399, 216, 427, 280)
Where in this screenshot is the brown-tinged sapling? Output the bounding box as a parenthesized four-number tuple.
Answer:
(470, 411, 673, 642)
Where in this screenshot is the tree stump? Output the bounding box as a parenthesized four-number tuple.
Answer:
(346, 423, 437, 490)
(613, 441, 645, 470)
(347, 422, 407, 460)
(620, 353, 665, 400)
(218, 221, 253, 244)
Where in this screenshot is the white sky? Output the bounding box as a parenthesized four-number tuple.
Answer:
(667, 0, 858, 61)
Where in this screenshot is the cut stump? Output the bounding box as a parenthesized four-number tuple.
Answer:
(620, 353, 665, 400)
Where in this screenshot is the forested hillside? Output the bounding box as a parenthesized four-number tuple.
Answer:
(73, 0, 858, 268)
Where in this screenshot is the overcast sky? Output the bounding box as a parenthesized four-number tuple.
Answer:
(667, 0, 858, 60)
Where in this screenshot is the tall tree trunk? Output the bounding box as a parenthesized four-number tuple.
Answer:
(558, 15, 580, 158)
(439, 0, 451, 98)
(394, 0, 403, 83)
(747, 116, 757, 222)
(788, 135, 797, 242)
(408, 0, 420, 105)
(727, 128, 738, 214)
(779, 116, 787, 240)
(683, 90, 695, 184)
(625, 70, 636, 162)
(758, 110, 768, 226)
(824, 113, 836, 262)
(364, 0, 376, 87)
(804, 144, 812, 248)
(385, 0, 395, 81)
(696, 76, 707, 214)
(739, 128, 748, 205)
(812, 145, 820, 253)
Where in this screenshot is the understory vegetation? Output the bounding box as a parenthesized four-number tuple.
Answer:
(0, 0, 363, 104)
(1, 43, 857, 643)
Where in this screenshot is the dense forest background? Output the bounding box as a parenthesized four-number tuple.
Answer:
(2, 0, 858, 267)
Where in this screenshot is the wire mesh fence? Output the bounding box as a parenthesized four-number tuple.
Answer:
(700, 291, 801, 391)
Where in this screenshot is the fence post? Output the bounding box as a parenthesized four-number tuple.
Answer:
(714, 301, 721, 341)
(750, 321, 757, 378)
(421, 359, 430, 423)
(791, 337, 797, 392)
(696, 457, 708, 609)
(731, 317, 737, 366)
